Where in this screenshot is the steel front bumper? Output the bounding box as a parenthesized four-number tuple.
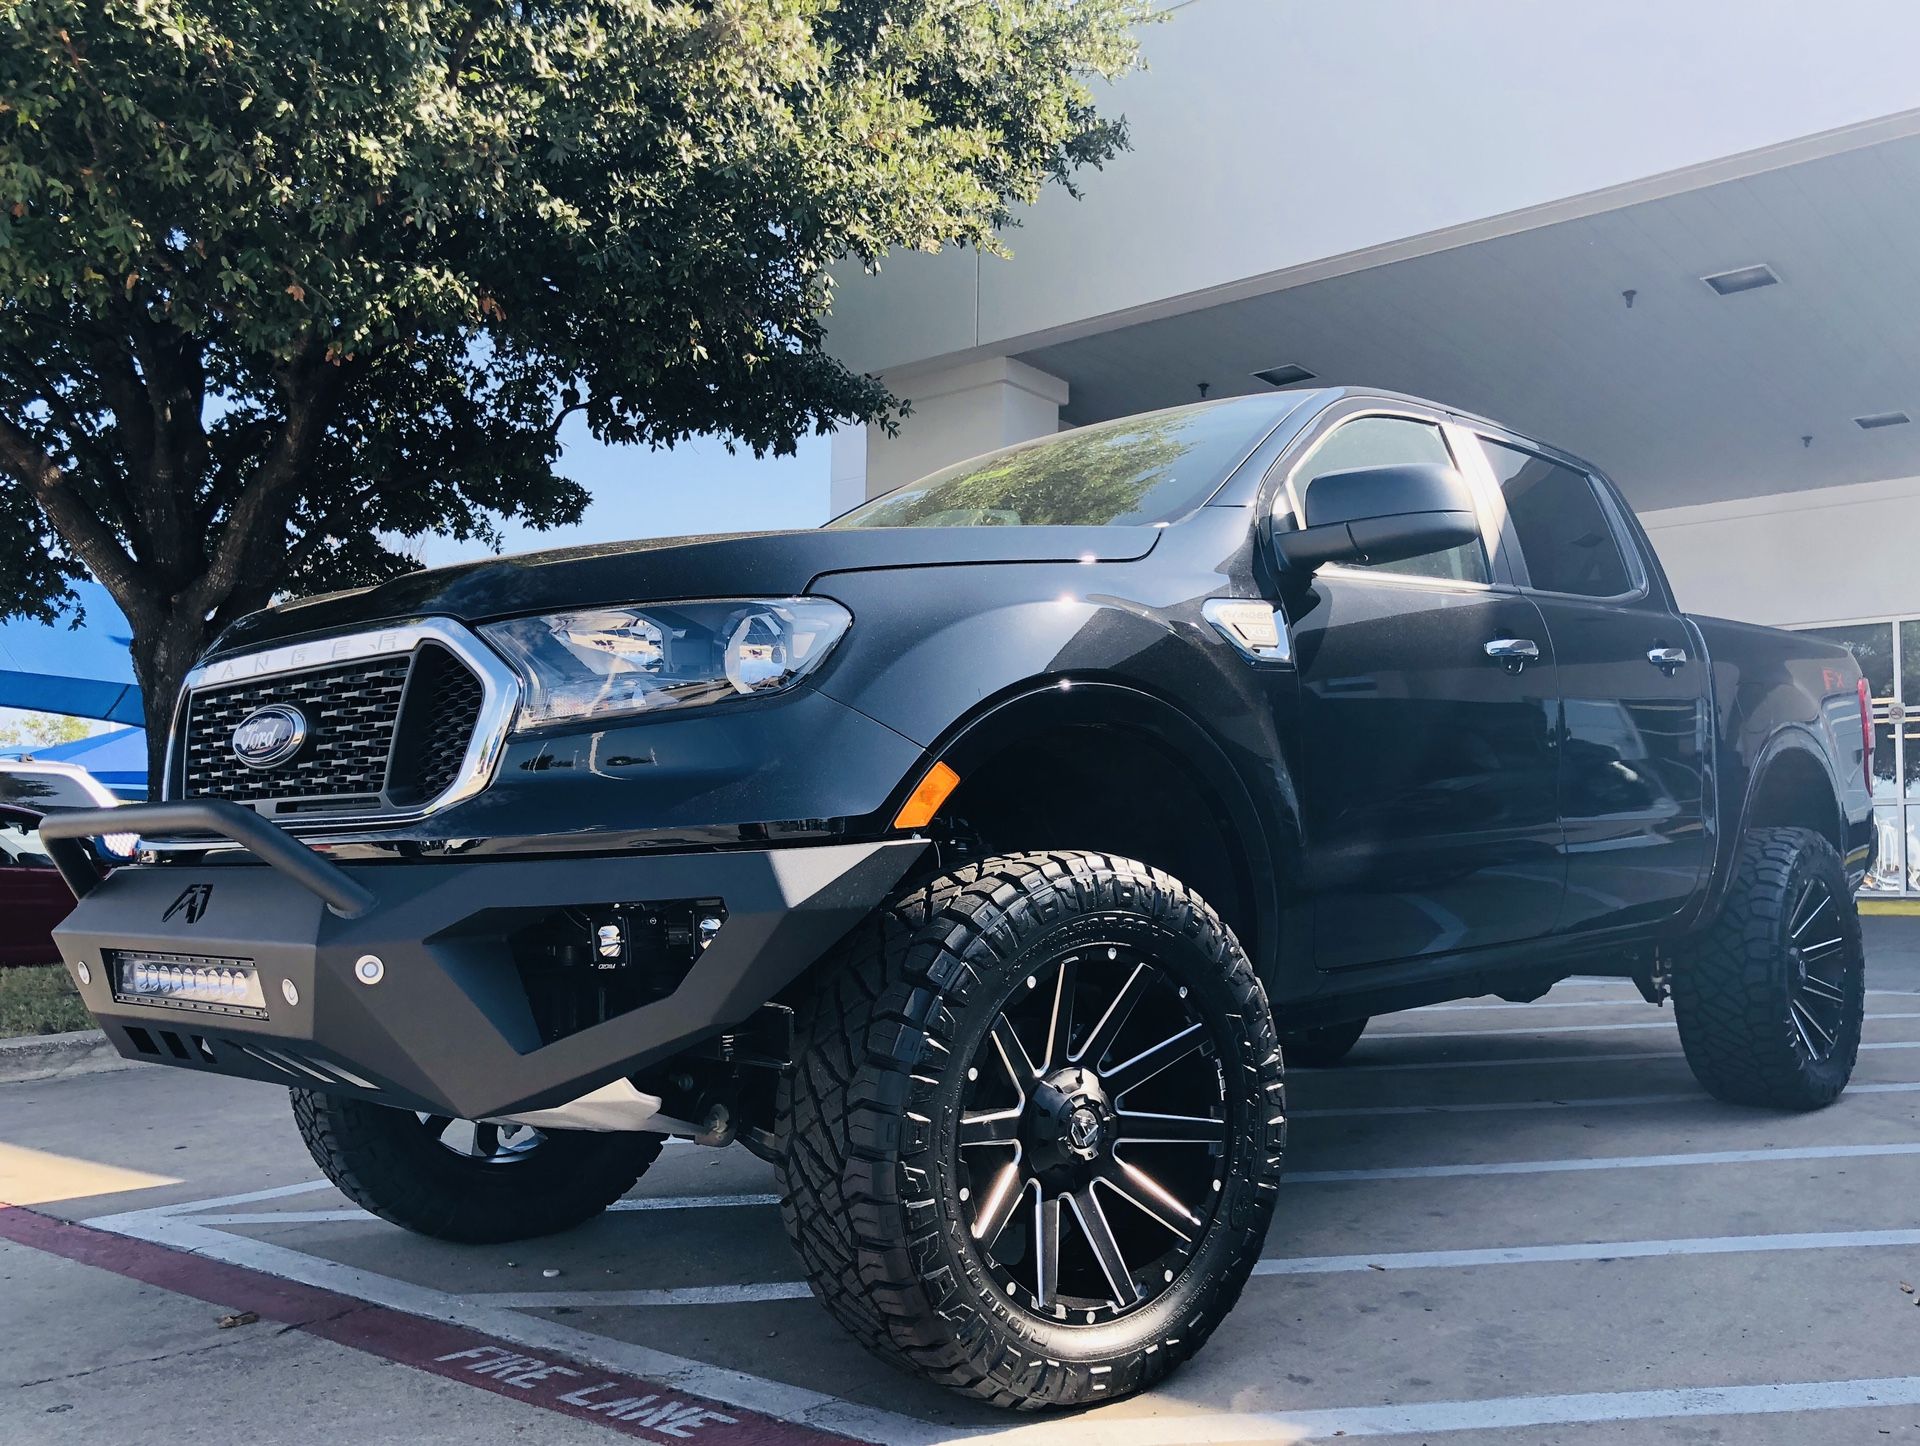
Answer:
(41, 801, 925, 1119)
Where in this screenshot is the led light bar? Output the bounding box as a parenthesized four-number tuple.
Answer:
(110, 951, 268, 1018)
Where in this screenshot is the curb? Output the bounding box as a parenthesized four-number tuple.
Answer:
(0, 1028, 129, 1084)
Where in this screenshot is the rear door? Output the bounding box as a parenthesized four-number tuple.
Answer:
(1279, 406, 1565, 970)
(1466, 433, 1712, 932)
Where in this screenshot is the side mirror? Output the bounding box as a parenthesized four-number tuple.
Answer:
(1275, 463, 1481, 574)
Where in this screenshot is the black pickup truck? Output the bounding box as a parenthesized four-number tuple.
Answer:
(45, 387, 1875, 1410)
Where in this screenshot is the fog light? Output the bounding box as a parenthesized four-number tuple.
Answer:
(111, 952, 267, 1018)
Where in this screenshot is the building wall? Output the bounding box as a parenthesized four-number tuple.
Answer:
(1640, 477, 1920, 627)
(826, 0, 1920, 378)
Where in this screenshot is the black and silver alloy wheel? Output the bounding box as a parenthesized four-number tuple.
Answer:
(778, 852, 1286, 1410)
(293, 1089, 663, 1243)
(1782, 876, 1849, 1062)
(958, 943, 1227, 1324)
(1675, 825, 1866, 1110)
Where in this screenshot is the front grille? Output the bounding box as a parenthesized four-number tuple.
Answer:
(179, 642, 487, 819)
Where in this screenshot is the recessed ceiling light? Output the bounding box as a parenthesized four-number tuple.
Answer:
(1702, 264, 1779, 296)
(1855, 410, 1911, 430)
(1252, 363, 1316, 388)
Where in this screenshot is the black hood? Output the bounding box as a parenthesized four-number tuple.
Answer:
(210, 524, 1159, 656)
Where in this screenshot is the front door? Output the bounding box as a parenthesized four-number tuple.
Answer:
(1280, 413, 1566, 970)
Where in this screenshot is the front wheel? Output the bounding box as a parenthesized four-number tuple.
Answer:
(777, 852, 1286, 1410)
(1673, 826, 1865, 1110)
(291, 1090, 664, 1243)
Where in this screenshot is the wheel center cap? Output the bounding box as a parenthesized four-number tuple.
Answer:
(1064, 1102, 1105, 1159)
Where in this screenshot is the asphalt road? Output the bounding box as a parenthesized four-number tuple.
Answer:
(6, 920, 1920, 1445)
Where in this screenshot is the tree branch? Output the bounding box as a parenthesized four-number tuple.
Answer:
(181, 347, 339, 619)
(446, 1, 497, 82)
(0, 415, 147, 608)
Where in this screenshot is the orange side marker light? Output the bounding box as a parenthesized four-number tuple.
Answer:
(893, 761, 960, 830)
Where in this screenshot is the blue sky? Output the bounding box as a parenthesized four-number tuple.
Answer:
(415, 418, 833, 567)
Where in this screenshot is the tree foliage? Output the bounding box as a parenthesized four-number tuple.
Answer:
(0, 0, 1147, 779)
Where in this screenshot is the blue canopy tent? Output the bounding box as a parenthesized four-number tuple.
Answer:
(0, 724, 149, 799)
(0, 582, 143, 725)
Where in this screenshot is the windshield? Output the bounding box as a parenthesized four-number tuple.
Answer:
(829, 401, 1273, 529)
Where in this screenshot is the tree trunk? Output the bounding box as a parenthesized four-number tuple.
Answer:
(127, 604, 216, 798)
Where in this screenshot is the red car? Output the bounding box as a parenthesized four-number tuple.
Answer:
(0, 804, 82, 967)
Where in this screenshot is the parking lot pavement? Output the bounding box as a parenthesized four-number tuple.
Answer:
(5, 920, 1920, 1445)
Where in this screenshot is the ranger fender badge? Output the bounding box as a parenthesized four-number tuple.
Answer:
(163, 884, 213, 924)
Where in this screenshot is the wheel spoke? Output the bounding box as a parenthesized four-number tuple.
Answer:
(959, 1108, 1023, 1148)
(1073, 960, 1151, 1069)
(1068, 1188, 1138, 1308)
(1790, 997, 1836, 1052)
(971, 1160, 1026, 1247)
(1035, 1191, 1061, 1307)
(1042, 956, 1077, 1073)
(419, 1113, 454, 1143)
(472, 1121, 500, 1157)
(1799, 936, 1845, 962)
(1797, 974, 1848, 1005)
(990, 1015, 1040, 1086)
(1102, 1160, 1200, 1238)
(1789, 882, 1831, 940)
(1113, 1109, 1226, 1145)
(1103, 1021, 1206, 1098)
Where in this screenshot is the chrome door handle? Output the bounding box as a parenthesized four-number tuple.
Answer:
(1484, 638, 1540, 672)
(1647, 646, 1688, 673)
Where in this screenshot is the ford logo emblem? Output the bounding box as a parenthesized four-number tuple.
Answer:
(231, 704, 308, 769)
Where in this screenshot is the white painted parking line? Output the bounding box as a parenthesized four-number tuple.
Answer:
(469, 1227, 1920, 1309)
(1291, 1140, 1920, 1183)
(1368, 1013, 1920, 1041)
(1295, 1079, 1920, 1117)
(1406, 989, 1920, 1013)
(1341, 1039, 1920, 1072)
(1154, 1375, 1920, 1442)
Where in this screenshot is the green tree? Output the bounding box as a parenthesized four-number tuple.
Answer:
(0, 0, 1147, 784)
(0, 708, 95, 751)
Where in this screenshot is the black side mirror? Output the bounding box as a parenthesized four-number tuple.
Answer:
(1275, 463, 1481, 574)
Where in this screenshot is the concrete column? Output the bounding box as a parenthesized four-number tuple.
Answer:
(828, 424, 869, 518)
(860, 358, 1069, 499)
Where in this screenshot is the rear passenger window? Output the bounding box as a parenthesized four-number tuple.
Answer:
(1483, 441, 1633, 598)
(1291, 416, 1488, 584)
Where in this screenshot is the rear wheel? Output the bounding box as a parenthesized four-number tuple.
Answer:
(776, 851, 1286, 1410)
(1673, 826, 1865, 1110)
(291, 1089, 664, 1243)
(1281, 1017, 1368, 1067)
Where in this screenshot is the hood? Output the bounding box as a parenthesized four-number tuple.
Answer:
(210, 524, 1159, 656)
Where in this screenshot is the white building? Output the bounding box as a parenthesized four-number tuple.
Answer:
(824, 0, 1920, 895)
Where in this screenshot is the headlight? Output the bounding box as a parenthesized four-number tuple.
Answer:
(480, 597, 851, 729)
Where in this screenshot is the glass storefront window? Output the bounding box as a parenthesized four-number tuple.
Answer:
(1869, 806, 1905, 892)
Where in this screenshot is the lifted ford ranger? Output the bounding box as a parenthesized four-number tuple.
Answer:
(46, 387, 1875, 1410)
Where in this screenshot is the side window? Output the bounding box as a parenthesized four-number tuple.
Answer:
(1483, 440, 1633, 598)
(1290, 416, 1488, 584)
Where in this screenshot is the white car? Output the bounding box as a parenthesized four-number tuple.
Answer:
(0, 760, 137, 858)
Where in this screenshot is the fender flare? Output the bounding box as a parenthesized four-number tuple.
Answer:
(876, 676, 1294, 980)
(1697, 723, 1846, 924)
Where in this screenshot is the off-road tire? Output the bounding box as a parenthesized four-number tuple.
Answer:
(1281, 1017, 1368, 1067)
(776, 851, 1286, 1410)
(1673, 826, 1865, 1109)
(291, 1089, 664, 1243)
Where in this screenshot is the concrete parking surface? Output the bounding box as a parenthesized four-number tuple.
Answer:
(7, 921, 1920, 1444)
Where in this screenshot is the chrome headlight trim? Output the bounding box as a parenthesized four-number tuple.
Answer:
(480, 597, 852, 731)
